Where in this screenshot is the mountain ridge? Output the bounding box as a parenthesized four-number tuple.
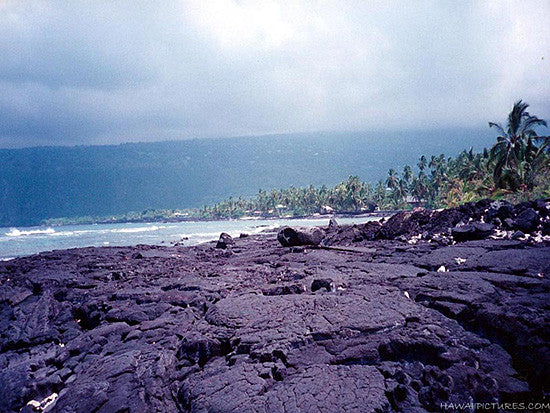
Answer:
(0, 128, 493, 226)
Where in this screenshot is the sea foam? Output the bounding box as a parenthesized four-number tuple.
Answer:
(5, 228, 56, 237)
(111, 226, 162, 233)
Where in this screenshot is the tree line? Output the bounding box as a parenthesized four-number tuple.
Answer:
(44, 101, 548, 225)
(197, 100, 548, 219)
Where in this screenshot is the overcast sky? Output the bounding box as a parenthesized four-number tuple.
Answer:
(0, 0, 548, 148)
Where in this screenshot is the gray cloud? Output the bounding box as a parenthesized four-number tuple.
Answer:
(0, 0, 549, 147)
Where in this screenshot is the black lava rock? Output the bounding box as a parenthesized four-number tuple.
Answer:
(216, 233, 235, 249)
(511, 230, 525, 240)
(311, 279, 333, 292)
(451, 222, 495, 242)
(0, 200, 548, 413)
(533, 199, 549, 217)
(277, 227, 324, 247)
(512, 208, 540, 233)
(487, 200, 514, 222)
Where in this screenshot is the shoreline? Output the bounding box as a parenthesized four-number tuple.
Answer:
(0, 199, 548, 411)
(24, 211, 397, 229)
(2, 211, 395, 232)
(0, 214, 389, 261)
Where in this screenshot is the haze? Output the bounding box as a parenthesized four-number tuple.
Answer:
(0, 0, 549, 148)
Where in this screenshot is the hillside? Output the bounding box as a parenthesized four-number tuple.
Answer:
(0, 128, 492, 226)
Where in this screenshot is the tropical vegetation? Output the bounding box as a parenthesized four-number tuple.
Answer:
(44, 101, 549, 226)
(193, 100, 548, 218)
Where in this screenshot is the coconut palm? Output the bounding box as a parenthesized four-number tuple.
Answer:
(374, 180, 387, 206)
(410, 173, 428, 204)
(489, 100, 546, 140)
(489, 100, 548, 189)
(417, 155, 427, 173)
(386, 169, 399, 190)
(402, 165, 413, 188)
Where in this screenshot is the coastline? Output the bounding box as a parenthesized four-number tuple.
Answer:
(34, 210, 396, 229)
(0, 215, 387, 261)
(1, 199, 548, 412)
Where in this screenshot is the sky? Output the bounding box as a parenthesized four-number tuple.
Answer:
(0, 0, 549, 148)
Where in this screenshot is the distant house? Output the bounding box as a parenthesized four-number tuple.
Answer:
(405, 195, 425, 208)
(320, 205, 334, 214)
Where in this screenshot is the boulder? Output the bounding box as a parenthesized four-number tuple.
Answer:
(514, 201, 533, 215)
(378, 210, 433, 240)
(216, 233, 234, 249)
(311, 279, 333, 292)
(451, 222, 495, 242)
(498, 204, 515, 220)
(512, 208, 540, 233)
(503, 218, 514, 229)
(321, 220, 381, 245)
(277, 227, 324, 247)
(491, 217, 502, 227)
(533, 199, 549, 218)
(487, 200, 514, 222)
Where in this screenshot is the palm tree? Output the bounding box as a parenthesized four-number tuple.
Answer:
(410, 171, 429, 203)
(402, 165, 413, 187)
(489, 100, 548, 189)
(386, 169, 399, 191)
(454, 148, 485, 181)
(489, 100, 546, 140)
(418, 155, 427, 173)
(386, 169, 408, 208)
(374, 180, 387, 207)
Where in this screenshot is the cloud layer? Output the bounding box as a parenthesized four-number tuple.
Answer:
(0, 0, 549, 147)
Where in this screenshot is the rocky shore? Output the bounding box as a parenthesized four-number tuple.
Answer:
(1, 200, 549, 412)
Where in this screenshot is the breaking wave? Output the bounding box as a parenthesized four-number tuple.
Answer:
(5, 225, 166, 238)
(111, 226, 162, 234)
(5, 228, 56, 237)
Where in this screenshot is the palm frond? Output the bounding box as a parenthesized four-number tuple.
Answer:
(508, 100, 529, 136)
(489, 122, 506, 137)
(519, 116, 547, 136)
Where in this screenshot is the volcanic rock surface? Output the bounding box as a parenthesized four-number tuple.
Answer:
(1, 200, 549, 412)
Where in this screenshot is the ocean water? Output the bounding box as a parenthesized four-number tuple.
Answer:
(0, 216, 378, 260)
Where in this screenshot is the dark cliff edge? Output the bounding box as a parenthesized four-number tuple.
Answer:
(0, 199, 549, 412)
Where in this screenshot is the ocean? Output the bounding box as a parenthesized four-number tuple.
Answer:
(0, 216, 378, 260)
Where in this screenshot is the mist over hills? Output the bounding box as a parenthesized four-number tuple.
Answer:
(0, 128, 494, 227)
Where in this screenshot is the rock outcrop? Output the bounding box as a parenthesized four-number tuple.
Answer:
(215, 232, 234, 249)
(451, 222, 494, 242)
(0, 200, 548, 412)
(277, 226, 324, 247)
(324, 198, 549, 246)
